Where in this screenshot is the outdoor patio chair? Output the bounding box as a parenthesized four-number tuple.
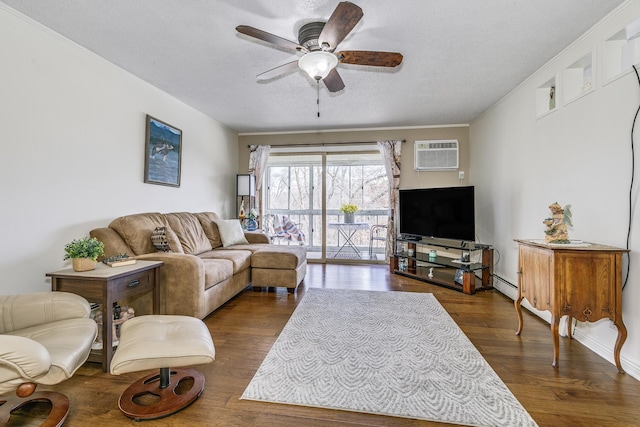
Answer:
(369, 224, 388, 256)
(265, 214, 305, 245)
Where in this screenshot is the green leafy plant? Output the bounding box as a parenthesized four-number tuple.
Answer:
(63, 237, 105, 261)
(339, 204, 359, 214)
(247, 208, 259, 220)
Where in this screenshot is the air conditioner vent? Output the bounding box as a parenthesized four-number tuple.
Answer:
(414, 140, 459, 171)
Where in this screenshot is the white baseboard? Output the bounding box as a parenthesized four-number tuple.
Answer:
(572, 328, 640, 380)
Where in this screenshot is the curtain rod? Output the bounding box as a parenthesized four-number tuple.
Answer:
(247, 140, 406, 148)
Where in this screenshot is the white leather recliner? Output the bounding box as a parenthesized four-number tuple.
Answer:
(0, 292, 98, 426)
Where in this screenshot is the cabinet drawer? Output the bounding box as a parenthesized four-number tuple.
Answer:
(111, 270, 153, 300)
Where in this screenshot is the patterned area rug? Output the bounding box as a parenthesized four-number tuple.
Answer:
(241, 288, 537, 426)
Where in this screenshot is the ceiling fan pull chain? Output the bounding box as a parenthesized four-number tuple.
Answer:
(317, 79, 320, 118)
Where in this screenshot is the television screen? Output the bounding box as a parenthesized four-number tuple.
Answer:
(399, 186, 475, 241)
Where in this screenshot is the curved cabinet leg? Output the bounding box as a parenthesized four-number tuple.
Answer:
(613, 319, 627, 374)
(551, 315, 560, 368)
(514, 295, 524, 335)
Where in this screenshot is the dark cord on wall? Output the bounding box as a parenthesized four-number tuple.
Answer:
(492, 245, 501, 268)
(625, 65, 640, 290)
(474, 237, 503, 284)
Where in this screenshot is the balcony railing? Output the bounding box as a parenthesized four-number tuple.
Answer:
(264, 210, 388, 255)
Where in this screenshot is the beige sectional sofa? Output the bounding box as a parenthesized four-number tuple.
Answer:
(90, 212, 306, 319)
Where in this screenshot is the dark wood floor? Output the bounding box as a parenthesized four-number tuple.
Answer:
(10, 264, 640, 426)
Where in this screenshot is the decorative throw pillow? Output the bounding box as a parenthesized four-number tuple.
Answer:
(151, 227, 172, 252)
(216, 219, 249, 247)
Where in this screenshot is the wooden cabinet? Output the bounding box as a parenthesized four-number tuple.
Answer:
(391, 237, 493, 294)
(47, 260, 163, 372)
(514, 239, 628, 372)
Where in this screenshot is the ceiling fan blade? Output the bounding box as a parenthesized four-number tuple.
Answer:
(256, 60, 299, 81)
(323, 68, 345, 92)
(337, 50, 403, 67)
(236, 25, 307, 53)
(318, 2, 363, 51)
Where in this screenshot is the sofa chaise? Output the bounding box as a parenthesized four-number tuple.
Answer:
(90, 211, 306, 319)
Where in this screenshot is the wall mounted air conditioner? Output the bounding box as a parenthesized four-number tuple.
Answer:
(414, 140, 459, 171)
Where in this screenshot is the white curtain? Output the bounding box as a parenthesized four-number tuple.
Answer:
(377, 140, 402, 260)
(248, 145, 271, 221)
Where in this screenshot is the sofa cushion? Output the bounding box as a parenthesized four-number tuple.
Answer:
(193, 212, 223, 249)
(199, 249, 252, 274)
(244, 231, 270, 244)
(214, 243, 268, 253)
(201, 258, 233, 290)
(251, 245, 306, 270)
(110, 213, 183, 256)
(164, 212, 212, 255)
(215, 220, 249, 247)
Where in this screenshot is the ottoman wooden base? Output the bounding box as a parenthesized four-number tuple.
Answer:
(118, 367, 204, 421)
(0, 390, 69, 427)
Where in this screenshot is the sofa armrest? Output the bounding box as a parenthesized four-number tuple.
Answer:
(0, 292, 91, 334)
(0, 335, 51, 394)
(90, 227, 133, 260)
(135, 253, 207, 318)
(0, 335, 51, 378)
(244, 231, 270, 244)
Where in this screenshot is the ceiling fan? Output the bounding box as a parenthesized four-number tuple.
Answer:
(236, 1, 403, 92)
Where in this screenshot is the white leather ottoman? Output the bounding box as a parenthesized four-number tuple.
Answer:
(110, 315, 215, 420)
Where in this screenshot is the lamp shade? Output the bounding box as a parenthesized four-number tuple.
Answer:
(298, 51, 338, 80)
(236, 174, 256, 197)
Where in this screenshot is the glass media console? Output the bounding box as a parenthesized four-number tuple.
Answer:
(391, 236, 493, 294)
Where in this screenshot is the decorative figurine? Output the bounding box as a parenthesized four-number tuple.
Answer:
(238, 199, 246, 220)
(543, 202, 572, 243)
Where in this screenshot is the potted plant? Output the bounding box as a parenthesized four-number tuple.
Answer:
(339, 204, 359, 223)
(64, 237, 105, 271)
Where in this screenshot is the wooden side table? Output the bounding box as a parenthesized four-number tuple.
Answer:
(47, 260, 163, 372)
(514, 239, 628, 372)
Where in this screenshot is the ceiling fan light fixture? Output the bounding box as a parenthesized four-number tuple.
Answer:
(298, 51, 338, 80)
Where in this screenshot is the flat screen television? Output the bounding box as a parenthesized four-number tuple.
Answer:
(399, 186, 475, 241)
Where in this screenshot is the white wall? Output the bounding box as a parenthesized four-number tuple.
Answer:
(239, 126, 470, 190)
(471, 0, 640, 379)
(0, 6, 238, 295)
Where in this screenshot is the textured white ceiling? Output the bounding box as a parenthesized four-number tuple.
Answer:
(1, 0, 625, 133)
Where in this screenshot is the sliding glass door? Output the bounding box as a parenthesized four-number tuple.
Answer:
(265, 155, 322, 251)
(264, 150, 389, 263)
(325, 153, 388, 261)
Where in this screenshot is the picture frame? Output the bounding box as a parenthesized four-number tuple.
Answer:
(144, 115, 182, 187)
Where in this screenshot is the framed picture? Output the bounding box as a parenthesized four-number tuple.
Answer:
(144, 115, 182, 187)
